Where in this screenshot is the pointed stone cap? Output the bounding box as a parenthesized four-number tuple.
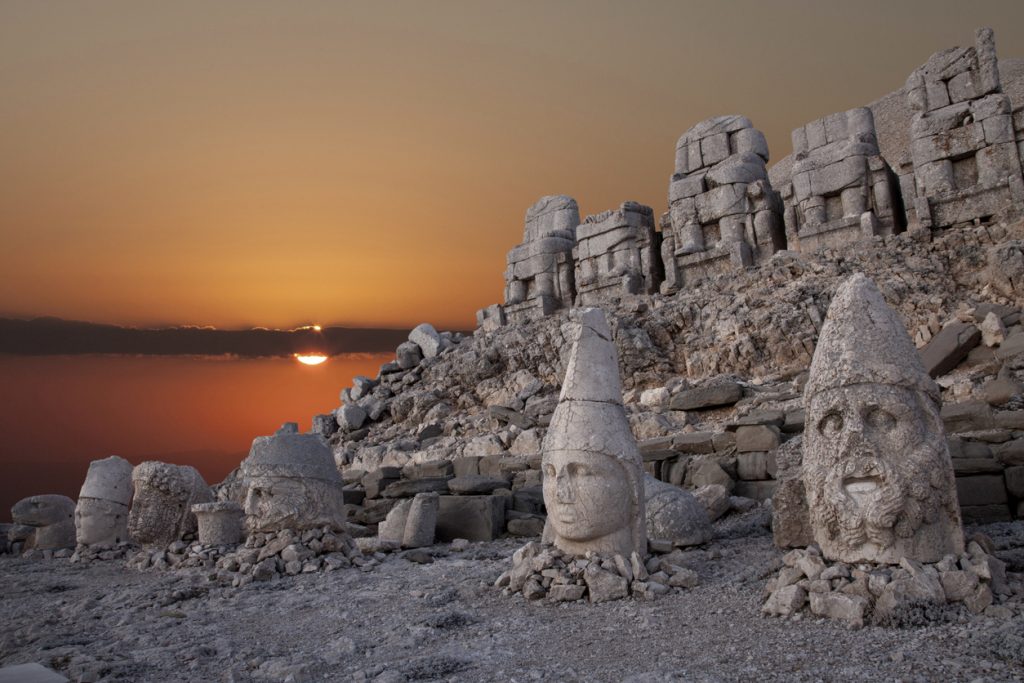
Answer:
(806, 273, 939, 404)
(241, 433, 341, 484)
(79, 455, 134, 506)
(547, 308, 636, 461)
(558, 307, 623, 406)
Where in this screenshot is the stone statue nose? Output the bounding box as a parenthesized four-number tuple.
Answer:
(555, 471, 574, 503)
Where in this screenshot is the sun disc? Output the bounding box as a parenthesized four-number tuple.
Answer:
(294, 354, 328, 366)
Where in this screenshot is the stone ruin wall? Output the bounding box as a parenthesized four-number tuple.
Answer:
(478, 28, 1024, 329)
(318, 30, 1024, 540)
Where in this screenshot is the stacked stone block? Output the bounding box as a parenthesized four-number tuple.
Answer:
(785, 107, 904, 252)
(661, 115, 785, 293)
(501, 195, 580, 324)
(573, 201, 661, 306)
(903, 28, 1024, 230)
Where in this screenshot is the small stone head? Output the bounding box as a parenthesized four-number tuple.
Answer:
(75, 498, 129, 547)
(240, 433, 346, 533)
(803, 274, 963, 564)
(11, 494, 75, 528)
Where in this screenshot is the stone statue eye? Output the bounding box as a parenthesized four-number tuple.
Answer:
(543, 464, 555, 478)
(818, 412, 843, 436)
(865, 407, 896, 431)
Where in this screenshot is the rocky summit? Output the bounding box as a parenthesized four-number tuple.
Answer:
(4, 26, 1024, 683)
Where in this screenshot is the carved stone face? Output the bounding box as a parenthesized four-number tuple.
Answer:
(75, 498, 129, 547)
(804, 383, 956, 563)
(543, 449, 632, 548)
(129, 485, 191, 547)
(243, 475, 344, 533)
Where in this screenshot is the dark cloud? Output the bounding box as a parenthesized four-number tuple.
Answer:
(0, 317, 412, 357)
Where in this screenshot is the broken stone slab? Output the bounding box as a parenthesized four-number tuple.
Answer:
(688, 460, 733, 491)
(378, 499, 413, 544)
(671, 432, 716, 454)
(402, 459, 453, 480)
(408, 323, 443, 359)
(735, 425, 781, 452)
(507, 516, 545, 537)
(361, 468, 401, 499)
(919, 322, 981, 377)
(736, 451, 772, 481)
(487, 405, 535, 430)
(1005, 466, 1024, 498)
(809, 591, 869, 629)
(381, 478, 450, 498)
(669, 380, 743, 410)
(941, 401, 995, 433)
(447, 475, 510, 495)
(435, 495, 505, 542)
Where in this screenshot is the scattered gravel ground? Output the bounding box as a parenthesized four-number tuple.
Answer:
(2, 514, 1022, 682)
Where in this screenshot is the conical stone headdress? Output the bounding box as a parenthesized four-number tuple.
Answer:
(806, 273, 940, 405)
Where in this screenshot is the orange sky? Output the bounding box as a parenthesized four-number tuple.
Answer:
(3, 1, 1024, 331)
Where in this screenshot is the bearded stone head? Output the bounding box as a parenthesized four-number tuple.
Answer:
(803, 274, 963, 564)
(240, 433, 347, 534)
(128, 462, 213, 547)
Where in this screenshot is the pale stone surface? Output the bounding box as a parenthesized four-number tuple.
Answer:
(128, 462, 213, 547)
(574, 201, 661, 306)
(643, 475, 713, 547)
(0, 663, 69, 683)
(191, 501, 244, 545)
(75, 455, 134, 547)
(903, 28, 1024, 230)
(541, 308, 646, 558)
(803, 274, 964, 564)
(498, 195, 580, 325)
(378, 499, 413, 544)
(786, 107, 904, 252)
(10, 495, 76, 550)
(662, 116, 785, 292)
(402, 492, 439, 548)
(240, 433, 347, 534)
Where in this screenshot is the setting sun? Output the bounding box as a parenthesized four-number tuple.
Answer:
(294, 354, 328, 366)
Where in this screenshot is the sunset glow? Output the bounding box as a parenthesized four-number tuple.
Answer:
(294, 354, 328, 366)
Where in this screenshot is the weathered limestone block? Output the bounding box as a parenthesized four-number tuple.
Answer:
(541, 308, 646, 558)
(643, 475, 712, 548)
(402, 491, 439, 548)
(919, 321, 981, 377)
(191, 501, 244, 545)
(786, 107, 905, 252)
(574, 201, 661, 306)
(240, 433, 347, 534)
(128, 462, 213, 547)
(662, 115, 785, 292)
(903, 28, 1024, 230)
(498, 195, 580, 325)
(803, 274, 963, 564)
(435, 495, 505, 541)
(75, 455, 134, 547)
(11, 495, 76, 550)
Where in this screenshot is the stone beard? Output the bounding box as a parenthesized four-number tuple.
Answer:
(542, 447, 638, 557)
(803, 383, 960, 564)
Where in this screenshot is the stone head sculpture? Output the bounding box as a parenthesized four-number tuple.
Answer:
(803, 273, 963, 564)
(542, 307, 646, 558)
(128, 461, 213, 547)
(76, 455, 134, 547)
(240, 433, 347, 534)
(11, 494, 76, 550)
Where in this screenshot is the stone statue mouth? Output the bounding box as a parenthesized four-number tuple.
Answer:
(843, 475, 881, 504)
